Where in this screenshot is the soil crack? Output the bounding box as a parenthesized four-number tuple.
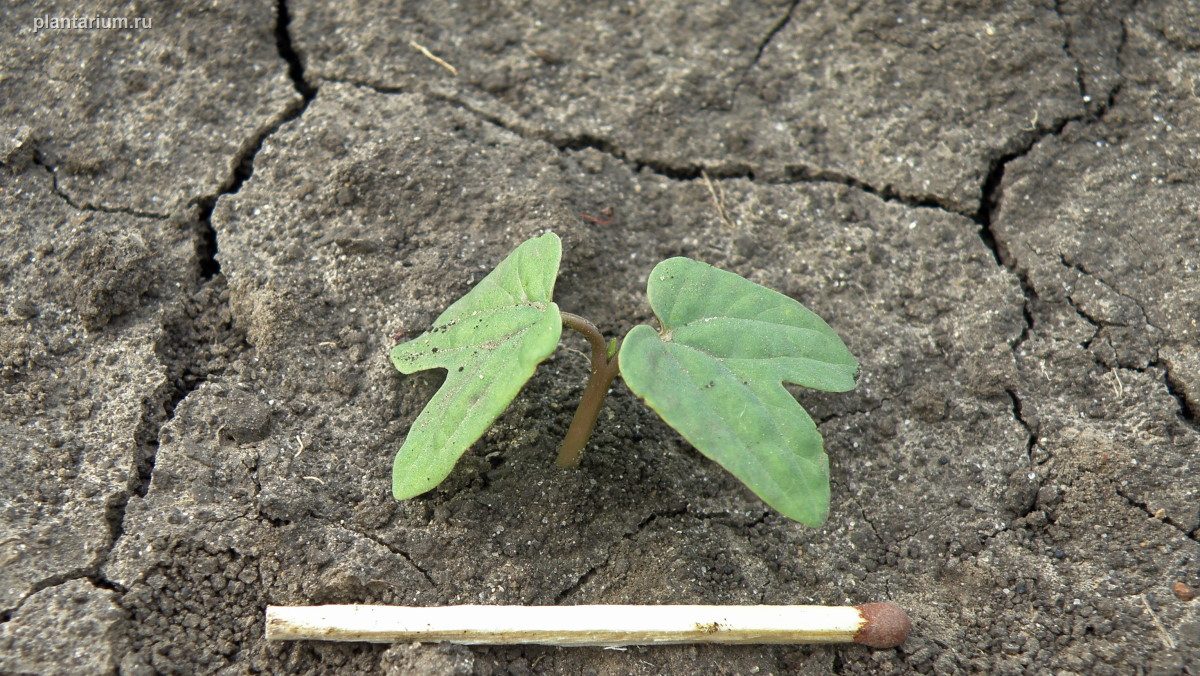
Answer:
(28, 156, 168, 220)
(815, 399, 887, 427)
(1007, 388, 1038, 464)
(1115, 488, 1198, 544)
(554, 507, 688, 603)
(1053, 256, 1196, 430)
(1060, 254, 1151, 325)
(424, 82, 980, 215)
(1, 570, 126, 623)
(974, 4, 1130, 269)
(275, 0, 316, 100)
(974, 115, 1079, 267)
(628, 507, 687, 538)
(1052, 0, 1089, 103)
(102, 0, 318, 575)
(1062, 293, 1103, 350)
(191, 0, 315, 280)
(749, 0, 801, 70)
(1153, 360, 1198, 431)
(969, 42, 1127, 473)
(855, 500, 885, 547)
(337, 77, 1065, 223)
(554, 564, 601, 604)
(340, 526, 436, 589)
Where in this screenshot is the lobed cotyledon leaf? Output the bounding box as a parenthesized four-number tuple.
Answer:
(389, 232, 563, 499)
(619, 257, 858, 526)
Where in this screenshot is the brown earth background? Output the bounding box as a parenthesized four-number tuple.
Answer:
(1, 1, 1199, 674)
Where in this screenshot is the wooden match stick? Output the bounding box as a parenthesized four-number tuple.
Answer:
(265, 603, 910, 648)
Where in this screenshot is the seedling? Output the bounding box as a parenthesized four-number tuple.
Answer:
(390, 233, 857, 525)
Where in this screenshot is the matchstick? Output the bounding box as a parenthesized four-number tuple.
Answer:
(265, 603, 910, 648)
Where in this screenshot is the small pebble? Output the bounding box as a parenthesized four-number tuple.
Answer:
(1173, 581, 1196, 602)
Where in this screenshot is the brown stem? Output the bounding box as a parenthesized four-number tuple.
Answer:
(556, 312, 621, 467)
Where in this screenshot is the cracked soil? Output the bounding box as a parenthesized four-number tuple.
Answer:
(1, 0, 1199, 674)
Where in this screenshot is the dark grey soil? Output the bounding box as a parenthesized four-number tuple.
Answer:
(2, 1, 1198, 674)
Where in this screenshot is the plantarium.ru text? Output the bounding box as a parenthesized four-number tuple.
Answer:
(389, 233, 858, 526)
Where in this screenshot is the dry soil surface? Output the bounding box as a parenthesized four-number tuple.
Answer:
(2, 1, 1199, 674)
